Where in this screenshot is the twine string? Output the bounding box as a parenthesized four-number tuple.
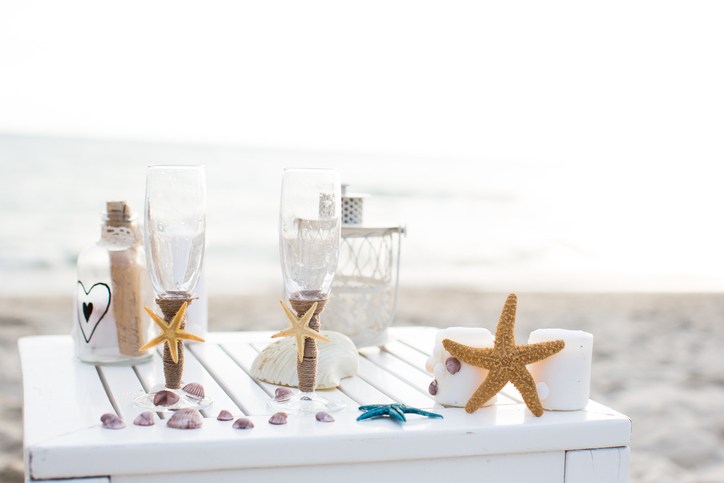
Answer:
(289, 295, 328, 393)
(156, 296, 195, 389)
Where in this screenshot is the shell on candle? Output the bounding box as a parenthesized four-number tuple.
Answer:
(425, 327, 497, 407)
(251, 331, 359, 389)
(527, 328, 593, 411)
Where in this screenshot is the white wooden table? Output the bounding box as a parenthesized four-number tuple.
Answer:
(20, 327, 631, 483)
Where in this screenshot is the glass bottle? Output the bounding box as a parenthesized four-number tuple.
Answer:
(73, 201, 154, 364)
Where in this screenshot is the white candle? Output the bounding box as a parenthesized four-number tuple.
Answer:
(425, 327, 496, 407)
(527, 328, 593, 411)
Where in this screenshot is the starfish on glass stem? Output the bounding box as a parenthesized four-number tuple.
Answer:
(139, 302, 205, 363)
(272, 300, 330, 362)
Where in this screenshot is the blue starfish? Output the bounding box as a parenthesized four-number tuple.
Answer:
(357, 404, 443, 422)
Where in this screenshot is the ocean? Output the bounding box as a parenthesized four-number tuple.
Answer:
(1, 133, 723, 297)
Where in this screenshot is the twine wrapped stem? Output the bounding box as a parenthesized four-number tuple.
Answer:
(289, 294, 328, 393)
(156, 295, 195, 389)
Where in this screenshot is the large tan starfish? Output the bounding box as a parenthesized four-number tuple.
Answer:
(139, 302, 205, 363)
(442, 293, 565, 416)
(272, 300, 330, 362)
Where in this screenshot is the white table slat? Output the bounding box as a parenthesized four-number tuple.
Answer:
(381, 339, 433, 371)
(389, 326, 439, 354)
(19, 336, 115, 447)
(359, 346, 439, 401)
(172, 344, 243, 418)
(97, 365, 148, 421)
(187, 342, 271, 416)
(355, 356, 438, 408)
(336, 371, 396, 405)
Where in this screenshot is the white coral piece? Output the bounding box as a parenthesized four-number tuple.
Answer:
(251, 331, 359, 389)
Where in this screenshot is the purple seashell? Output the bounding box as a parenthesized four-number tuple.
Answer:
(315, 411, 334, 422)
(167, 408, 203, 429)
(133, 412, 155, 426)
(101, 413, 125, 429)
(217, 409, 234, 421)
(446, 357, 461, 375)
(274, 387, 293, 400)
(269, 412, 288, 425)
(154, 390, 180, 407)
(429, 379, 438, 395)
(232, 417, 254, 429)
(182, 382, 205, 399)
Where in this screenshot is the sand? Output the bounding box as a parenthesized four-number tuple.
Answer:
(2, 290, 724, 482)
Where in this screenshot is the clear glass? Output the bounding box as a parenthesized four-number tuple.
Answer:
(144, 165, 206, 297)
(279, 168, 341, 300)
(135, 165, 210, 411)
(74, 213, 154, 365)
(271, 168, 344, 414)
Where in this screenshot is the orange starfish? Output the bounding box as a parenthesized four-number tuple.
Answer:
(272, 300, 330, 362)
(442, 294, 565, 416)
(139, 302, 205, 363)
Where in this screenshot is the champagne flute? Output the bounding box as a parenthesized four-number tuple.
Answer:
(270, 168, 344, 413)
(134, 165, 211, 411)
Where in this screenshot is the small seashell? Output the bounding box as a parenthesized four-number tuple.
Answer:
(133, 412, 155, 426)
(233, 417, 254, 429)
(217, 409, 234, 421)
(167, 408, 203, 429)
(428, 379, 438, 395)
(274, 387, 293, 400)
(446, 357, 461, 375)
(252, 331, 359, 389)
(315, 411, 334, 422)
(100, 413, 125, 429)
(182, 382, 205, 399)
(154, 390, 180, 407)
(269, 412, 288, 425)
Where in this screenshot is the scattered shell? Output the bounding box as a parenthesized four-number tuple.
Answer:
(233, 418, 254, 429)
(269, 412, 288, 425)
(101, 413, 125, 429)
(154, 390, 180, 407)
(428, 380, 438, 395)
(217, 409, 234, 421)
(182, 382, 205, 399)
(133, 412, 155, 426)
(315, 411, 334, 422)
(274, 387, 293, 400)
(252, 331, 359, 389)
(167, 408, 203, 429)
(446, 357, 461, 375)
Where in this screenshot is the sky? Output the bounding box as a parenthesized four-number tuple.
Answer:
(1, 1, 724, 294)
(1, 1, 722, 164)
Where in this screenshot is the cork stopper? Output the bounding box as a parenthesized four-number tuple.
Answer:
(105, 201, 134, 228)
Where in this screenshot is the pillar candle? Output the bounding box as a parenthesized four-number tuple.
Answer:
(425, 328, 496, 407)
(527, 328, 593, 410)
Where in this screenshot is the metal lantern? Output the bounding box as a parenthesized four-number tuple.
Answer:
(324, 185, 405, 347)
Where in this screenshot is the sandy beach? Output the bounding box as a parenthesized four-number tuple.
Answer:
(2, 290, 724, 482)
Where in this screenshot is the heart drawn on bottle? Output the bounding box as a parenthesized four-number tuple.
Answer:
(76, 281, 111, 343)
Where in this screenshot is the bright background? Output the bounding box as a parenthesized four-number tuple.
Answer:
(1, 1, 723, 296)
